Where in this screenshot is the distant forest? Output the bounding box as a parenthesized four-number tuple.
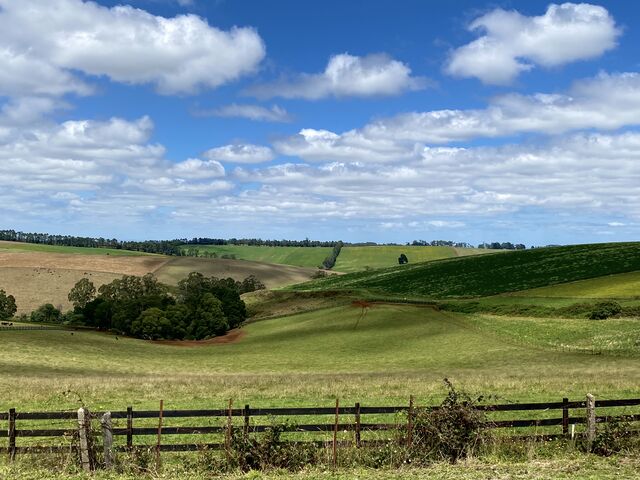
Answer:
(0, 229, 526, 255)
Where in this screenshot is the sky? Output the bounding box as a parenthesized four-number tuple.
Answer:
(1, 0, 640, 245)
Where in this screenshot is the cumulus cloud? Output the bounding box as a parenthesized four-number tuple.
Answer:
(274, 128, 420, 163)
(195, 103, 292, 122)
(275, 72, 640, 158)
(446, 3, 620, 84)
(168, 158, 226, 179)
(204, 144, 275, 164)
(248, 53, 427, 99)
(0, 0, 265, 96)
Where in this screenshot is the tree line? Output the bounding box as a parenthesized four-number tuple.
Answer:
(0, 229, 183, 255)
(1, 228, 528, 255)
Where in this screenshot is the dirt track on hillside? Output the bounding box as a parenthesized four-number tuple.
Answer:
(153, 329, 246, 347)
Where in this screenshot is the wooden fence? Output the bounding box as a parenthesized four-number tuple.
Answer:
(1, 395, 639, 470)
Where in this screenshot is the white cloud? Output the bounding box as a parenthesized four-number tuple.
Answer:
(278, 72, 640, 156)
(196, 103, 292, 122)
(168, 158, 225, 179)
(274, 128, 420, 163)
(204, 144, 275, 164)
(0, 0, 265, 96)
(446, 3, 620, 84)
(249, 53, 427, 99)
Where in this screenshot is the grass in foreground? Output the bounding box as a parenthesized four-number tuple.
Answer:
(1, 453, 639, 479)
(0, 304, 638, 412)
(292, 242, 640, 298)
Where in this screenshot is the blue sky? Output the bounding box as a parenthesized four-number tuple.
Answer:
(1, 0, 640, 245)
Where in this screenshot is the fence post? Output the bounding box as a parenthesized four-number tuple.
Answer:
(101, 412, 114, 469)
(354, 402, 361, 448)
(407, 395, 414, 448)
(562, 397, 569, 436)
(77, 407, 94, 473)
(8, 408, 16, 461)
(225, 399, 233, 464)
(333, 398, 339, 468)
(126, 406, 133, 450)
(586, 394, 596, 450)
(243, 404, 250, 438)
(156, 400, 164, 471)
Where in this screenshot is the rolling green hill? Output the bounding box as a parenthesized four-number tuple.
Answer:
(333, 245, 492, 273)
(1, 304, 637, 411)
(291, 242, 640, 299)
(511, 270, 640, 299)
(180, 245, 332, 268)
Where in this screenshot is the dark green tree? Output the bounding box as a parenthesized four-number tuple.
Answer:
(0, 289, 17, 320)
(68, 278, 96, 310)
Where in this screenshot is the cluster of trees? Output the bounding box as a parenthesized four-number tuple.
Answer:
(478, 242, 526, 250)
(182, 249, 237, 259)
(0, 229, 183, 255)
(63, 273, 264, 340)
(0, 289, 17, 320)
(410, 240, 475, 248)
(321, 241, 344, 269)
(184, 237, 341, 247)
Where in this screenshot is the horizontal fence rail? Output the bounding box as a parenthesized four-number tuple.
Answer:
(2, 395, 639, 466)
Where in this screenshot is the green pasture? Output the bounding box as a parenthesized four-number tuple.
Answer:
(180, 245, 332, 268)
(293, 242, 640, 298)
(334, 246, 458, 273)
(2, 456, 640, 480)
(0, 304, 638, 413)
(0, 241, 150, 256)
(512, 271, 640, 299)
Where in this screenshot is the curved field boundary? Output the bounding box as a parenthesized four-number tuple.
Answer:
(292, 242, 640, 299)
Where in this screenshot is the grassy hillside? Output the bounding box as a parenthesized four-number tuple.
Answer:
(292, 242, 640, 298)
(155, 256, 319, 289)
(0, 251, 169, 313)
(180, 245, 332, 268)
(511, 271, 640, 299)
(333, 246, 457, 272)
(0, 303, 638, 411)
(0, 240, 151, 256)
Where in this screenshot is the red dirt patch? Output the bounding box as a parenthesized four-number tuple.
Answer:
(351, 300, 372, 308)
(153, 329, 246, 347)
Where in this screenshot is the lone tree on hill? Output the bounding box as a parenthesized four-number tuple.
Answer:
(0, 289, 17, 320)
(398, 253, 409, 265)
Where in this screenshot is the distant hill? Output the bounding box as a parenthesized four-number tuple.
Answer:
(291, 242, 640, 298)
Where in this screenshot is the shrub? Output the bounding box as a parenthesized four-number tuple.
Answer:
(588, 301, 622, 320)
(227, 422, 318, 472)
(592, 418, 636, 456)
(408, 379, 488, 464)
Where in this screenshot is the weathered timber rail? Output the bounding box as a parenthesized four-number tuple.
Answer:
(1, 395, 639, 458)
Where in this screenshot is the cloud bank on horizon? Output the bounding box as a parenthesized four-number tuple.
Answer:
(0, 0, 638, 245)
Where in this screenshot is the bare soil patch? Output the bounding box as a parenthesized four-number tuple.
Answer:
(0, 251, 168, 275)
(0, 252, 169, 313)
(153, 329, 246, 347)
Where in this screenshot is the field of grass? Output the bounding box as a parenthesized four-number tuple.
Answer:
(512, 271, 640, 299)
(2, 456, 640, 479)
(0, 241, 151, 256)
(154, 256, 318, 289)
(333, 246, 458, 273)
(292, 243, 640, 299)
(1, 304, 638, 413)
(180, 245, 333, 268)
